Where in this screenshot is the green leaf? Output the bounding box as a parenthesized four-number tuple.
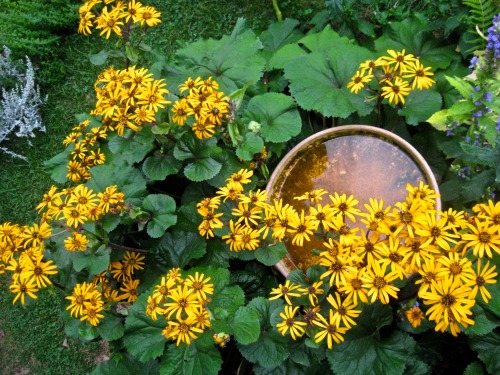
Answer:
(285, 42, 373, 118)
(465, 302, 500, 335)
(399, 89, 442, 125)
(86, 158, 147, 206)
(237, 132, 264, 160)
(72, 245, 110, 274)
(462, 170, 495, 202)
(244, 93, 301, 143)
(288, 339, 326, 367)
(89, 50, 109, 65)
(207, 151, 245, 188)
(98, 312, 125, 341)
(155, 230, 206, 269)
(327, 330, 417, 375)
(260, 18, 301, 53)
(107, 132, 153, 164)
(269, 44, 307, 70)
(445, 76, 474, 98)
(142, 153, 182, 181)
(238, 330, 289, 368)
(91, 355, 160, 375)
(232, 306, 261, 345)
(124, 292, 167, 363)
(160, 340, 222, 375)
(298, 25, 347, 54)
(254, 242, 287, 266)
(44, 148, 72, 184)
(184, 158, 222, 182)
(210, 285, 245, 316)
(125, 44, 140, 63)
(247, 297, 284, 330)
(463, 361, 486, 375)
(469, 332, 500, 375)
(172, 18, 265, 95)
(79, 323, 99, 341)
(142, 194, 177, 238)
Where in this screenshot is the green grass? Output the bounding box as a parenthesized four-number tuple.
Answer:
(0, 285, 104, 375)
(0, 1, 325, 372)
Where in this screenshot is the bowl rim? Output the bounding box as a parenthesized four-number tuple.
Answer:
(265, 124, 441, 277)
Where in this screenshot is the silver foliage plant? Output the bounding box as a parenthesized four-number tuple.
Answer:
(0, 46, 46, 160)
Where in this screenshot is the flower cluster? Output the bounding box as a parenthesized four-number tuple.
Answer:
(171, 76, 230, 140)
(145, 269, 214, 346)
(78, 0, 161, 38)
(0, 183, 126, 305)
(199, 176, 499, 339)
(347, 49, 435, 105)
(61, 65, 170, 182)
(65, 250, 145, 326)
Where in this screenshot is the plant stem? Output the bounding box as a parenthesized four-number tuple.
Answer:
(272, 0, 283, 22)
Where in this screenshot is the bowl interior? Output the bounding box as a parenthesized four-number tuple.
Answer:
(266, 125, 440, 275)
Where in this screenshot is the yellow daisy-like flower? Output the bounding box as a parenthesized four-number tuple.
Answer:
(329, 192, 362, 222)
(403, 60, 435, 90)
(122, 251, 145, 275)
(405, 305, 424, 328)
(185, 272, 214, 301)
(269, 280, 302, 305)
(422, 276, 475, 326)
(326, 292, 361, 329)
(313, 310, 348, 349)
(163, 284, 200, 320)
(137, 5, 162, 27)
(171, 98, 189, 126)
(95, 7, 124, 39)
(146, 295, 165, 321)
(239, 226, 261, 251)
(442, 208, 469, 233)
(347, 70, 374, 94)
(362, 260, 400, 304)
(221, 220, 244, 252)
(167, 316, 203, 346)
(416, 257, 443, 297)
(238, 189, 269, 208)
(298, 280, 325, 306)
(119, 278, 140, 303)
(338, 267, 369, 305)
(9, 277, 39, 304)
(294, 188, 328, 205)
(288, 210, 316, 246)
(179, 77, 202, 94)
(465, 259, 498, 303)
(63, 206, 88, 228)
(66, 282, 94, 318)
(461, 218, 500, 258)
(358, 58, 385, 74)
(152, 276, 177, 303)
(309, 203, 336, 231)
(474, 200, 500, 229)
(276, 305, 307, 340)
(436, 252, 474, 284)
(192, 120, 216, 140)
(19, 222, 52, 249)
(415, 212, 459, 251)
(381, 76, 411, 105)
(80, 305, 105, 326)
(383, 49, 416, 73)
(20, 253, 57, 288)
(232, 202, 262, 227)
(191, 306, 212, 330)
(319, 252, 351, 287)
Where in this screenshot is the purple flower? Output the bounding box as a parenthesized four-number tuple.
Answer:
(473, 111, 483, 118)
(489, 192, 496, 200)
(473, 84, 481, 92)
(483, 92, 493, 102)
(474, 100, 482, 106)
(446, 129, 455, 137)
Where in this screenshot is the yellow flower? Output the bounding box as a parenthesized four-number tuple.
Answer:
(146, 295, 165, 320)
(192, 120, 216, 140)
(362, 260, 400, 304)
(185, 272, 214, 301)
(276, 305, 307, 340)
(415, 212, 459, 251)
(465, 259, 498, 303)
(63, 206, 88, 228)
(269, 280, 302, 305)
(294, 188, 328, 205)
(137, 5, 162, 27)
(308, 203, 336, 231)
(36, 185, 59, 213)
(119, 279, 140, 302)
(326, 292, 361, 328)
(347, 70, 374, 94)
(167, 316, 203, 346)
(122, 251, 145, 275)
(298, 280, 325, 306)
(239, 227, 261, 251)
(416, 257, 443, 297)
(381, 76, 411, 105)
(288, 210, 316, 246)
(171, 98, 189, 126)
(436, 252, 474, 284)
(313, 310, 348, 349)
(20, 253, 57, 288)
(382, 49, 417, 73)
(66, 282, 95, 318)
(152, 276, 177, 303)
(422, 276, 475, 326)
(319, 252, 351, 287)
(359, 58, 386, 74)
(403, 60, 435, 90)
(19, 222, 52, 249)
(461, 218, 500, 258)
(329, 192, 362, 222)
(405, 306, 424, 328)
(232, 202, 262, 227)
(179, 77, 202, 94)
(474, 200, 500, 230)
(80, 305, 104, 326)
(136, 80, 170, 112)
(354, 230, 384, 265)
(95, 7, 125, 39)
(9, 278, 39, 304)
(338, 267, 369, 305)
(191, 306, 212, 330)
(163, 284, 200, 320)
(378, 236, 406, 279)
